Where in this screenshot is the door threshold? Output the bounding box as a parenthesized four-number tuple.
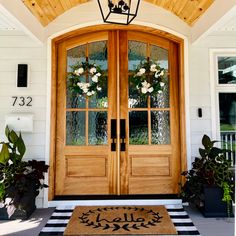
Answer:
(49, 195, 182, 207)
(53, 194, 180, 200)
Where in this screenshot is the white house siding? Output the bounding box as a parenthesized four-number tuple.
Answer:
(189, 34, 236, 160)
(0, 30, 47, 207)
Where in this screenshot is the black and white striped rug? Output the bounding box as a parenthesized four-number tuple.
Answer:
(39, 205, 201, 236)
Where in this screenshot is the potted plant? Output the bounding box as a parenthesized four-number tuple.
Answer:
(0, 126, 48, 220)
(179, 134, 234, 217)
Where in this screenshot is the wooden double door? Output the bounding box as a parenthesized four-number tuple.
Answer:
(55, 30, 181, 196)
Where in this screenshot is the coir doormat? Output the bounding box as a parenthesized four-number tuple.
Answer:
(39, 205, 201, 236)
(64, 206, 177, 235)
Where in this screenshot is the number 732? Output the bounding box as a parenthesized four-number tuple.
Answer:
(12, 96, 32, 106)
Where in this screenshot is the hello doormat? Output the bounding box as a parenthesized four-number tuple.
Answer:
(39, 205, 201, 236)
(64, 206, 177, 235)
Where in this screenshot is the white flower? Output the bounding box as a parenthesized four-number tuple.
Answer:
(155, 71, 160, 78)
(102, 101, 108, 108)
(158, 90, 163, 94)
(136, 85, 139, 89)
(142, 80, 151, 88)
(148, 87, 154, 93)
(96, 72, 101, 77)
(83, 88, 88, 93)
(139, 68, 146, 75)
(141, 87, 148, 94)
(97, 86, 102, 91)
(91, 91, 95, 95)
(90, 67, 96, 74)
(74, 67, 84, 75)
(87, 91, 92, 96)
(150, 64, 157, 72)
(160, 82, 165, 87)
(78, 67, 84, 74)
(92, 75, 98, 83)
(160, 70, 165, 76)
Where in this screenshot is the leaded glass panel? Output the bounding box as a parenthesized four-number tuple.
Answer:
(67, 45, 86, 108)
(129, 111, 148, 144)
(89, 111, 108, 145)
(66, 111, 86, 145)
(151, 111, 170, 144)
(150, 45, 169, 108)
(89, 41, 108, 108)
(128, 41, 147, 108)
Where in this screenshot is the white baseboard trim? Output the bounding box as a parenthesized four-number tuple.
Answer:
(48, 199, 182, 207)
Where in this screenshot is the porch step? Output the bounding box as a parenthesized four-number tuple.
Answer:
(48, 198, 182, 207)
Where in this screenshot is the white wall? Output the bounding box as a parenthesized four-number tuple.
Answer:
(0, 30, 47, 207)
(189, 34, 236, 160)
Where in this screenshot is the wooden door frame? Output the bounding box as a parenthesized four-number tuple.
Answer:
(49, 24, 186, 200)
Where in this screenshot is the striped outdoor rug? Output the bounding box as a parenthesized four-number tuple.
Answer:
(39, 205, 201, 236)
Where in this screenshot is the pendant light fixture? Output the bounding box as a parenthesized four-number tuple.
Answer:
(97, 0, 140, 25)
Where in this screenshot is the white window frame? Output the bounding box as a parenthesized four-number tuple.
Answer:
(210, 49, 236, 143)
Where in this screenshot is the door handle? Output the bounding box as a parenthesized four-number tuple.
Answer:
(120, 119, 126, 151)
(111, 119, 117, 151)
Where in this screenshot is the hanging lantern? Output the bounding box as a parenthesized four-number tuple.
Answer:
(97, 0, 140, 25)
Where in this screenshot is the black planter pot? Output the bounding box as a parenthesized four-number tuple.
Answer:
(0, 194, 36, 220)
(198, 185, 233, 217)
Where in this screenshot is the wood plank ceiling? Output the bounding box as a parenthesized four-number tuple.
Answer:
(22, 0, 215, 27)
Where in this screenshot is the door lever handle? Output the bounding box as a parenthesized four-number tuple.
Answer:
(111, 119, 117, 151)
(120, 119, 126, 151)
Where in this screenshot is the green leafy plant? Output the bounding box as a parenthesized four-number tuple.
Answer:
(0, 126, 48, 215)
(179, 134, 234, 216)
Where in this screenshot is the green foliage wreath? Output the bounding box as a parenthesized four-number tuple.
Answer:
(68, 61, 106, 97)
(130, 59, 167, 96)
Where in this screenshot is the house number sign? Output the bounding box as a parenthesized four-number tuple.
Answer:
(12, 96, 32, 107)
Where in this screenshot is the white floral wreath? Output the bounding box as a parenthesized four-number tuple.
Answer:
(130, 59, 167, 96)
(68, 61, 106, 97)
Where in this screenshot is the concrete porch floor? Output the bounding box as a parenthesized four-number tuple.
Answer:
(0, 206, 234, 236)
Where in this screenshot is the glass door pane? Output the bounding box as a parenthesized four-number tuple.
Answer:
(128, 40, 170, 145)
(66, 41, 108, 146)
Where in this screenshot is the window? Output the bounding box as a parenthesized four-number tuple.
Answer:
(218, 57, 236, 84)
(212, 52, 236, 166)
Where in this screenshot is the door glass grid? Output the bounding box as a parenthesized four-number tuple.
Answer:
(128, 41, 170, 145)
(66, 41, 108, 146)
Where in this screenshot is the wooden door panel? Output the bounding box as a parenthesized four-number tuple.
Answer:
(66, 156, 107, 177)
(129, 178, 175, 194)
(130, 155, 170, 176)
(62, 178, 109, 195)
